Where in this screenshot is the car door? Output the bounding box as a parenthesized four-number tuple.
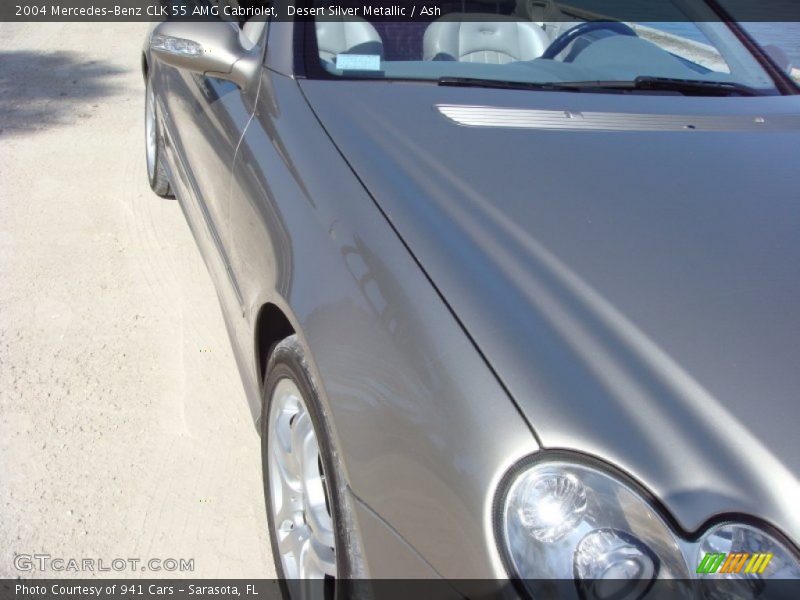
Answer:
(156, 17, 266, 306)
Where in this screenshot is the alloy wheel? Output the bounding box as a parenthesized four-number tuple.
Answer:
(268, 378, 337, 580)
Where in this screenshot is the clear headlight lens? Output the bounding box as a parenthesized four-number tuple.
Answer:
(574, 529, 657, 580)
(499, 458, 800, 599)
(698, 523, 800, 579)
(515, 471, 587, 543)
(501, 461, 690, 597)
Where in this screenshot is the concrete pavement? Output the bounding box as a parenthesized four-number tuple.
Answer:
(0, 22, 275, 578)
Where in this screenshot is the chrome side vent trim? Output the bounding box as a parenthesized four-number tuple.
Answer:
(436, 104, 800, 132)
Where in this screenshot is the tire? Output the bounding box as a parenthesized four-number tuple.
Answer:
(261, 335, 362, 598)
(145, 72, 172, 198)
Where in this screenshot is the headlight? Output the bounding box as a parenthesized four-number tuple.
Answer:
(500, 459, 691, 598)
(699, 523, 800, 579)
(498, 457, 800, 600)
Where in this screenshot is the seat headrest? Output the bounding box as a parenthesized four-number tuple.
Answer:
(315, 17, 384, 63)
(423, 16, 550, 63)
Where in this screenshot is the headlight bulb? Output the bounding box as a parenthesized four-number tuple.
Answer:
(574, 529, 658, 600)
(516, 470, 587, 542)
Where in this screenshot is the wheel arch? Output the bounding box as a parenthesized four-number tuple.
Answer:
(254, 301, 295, 388)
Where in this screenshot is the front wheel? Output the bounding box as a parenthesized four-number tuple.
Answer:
(262, 335, 358, 598)
(145, 73, 172, 197)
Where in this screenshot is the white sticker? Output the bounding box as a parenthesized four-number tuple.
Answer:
(335, 54, 381, 71)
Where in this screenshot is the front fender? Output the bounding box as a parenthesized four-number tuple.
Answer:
(222, 70, 539, 581)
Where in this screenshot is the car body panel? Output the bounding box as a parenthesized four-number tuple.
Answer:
(347, 492, 448, 580)
(154, 56, 255, 307)
(155, 51, 540, 576)
(222, 68, 539, 579)
(300, 79, 800, 542)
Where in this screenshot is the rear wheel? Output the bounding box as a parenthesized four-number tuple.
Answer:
(145, 73, 172, 197)
(262, 336, 357, 598)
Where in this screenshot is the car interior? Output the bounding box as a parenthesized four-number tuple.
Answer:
(310, 0, 782, 91)
(315, 0, 557, 64)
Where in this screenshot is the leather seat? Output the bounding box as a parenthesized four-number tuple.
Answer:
(423, 16, 550, 63)
(315, 18, 384, 62)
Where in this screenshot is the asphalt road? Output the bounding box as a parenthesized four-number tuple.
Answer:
(0, 23, 275, 578)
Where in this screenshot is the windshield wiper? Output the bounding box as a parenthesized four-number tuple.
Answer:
(546, 76, 764, 96)
(437, 77, 579, 92)
(438, 75, 764, 96)
(607, 76, 761, 96)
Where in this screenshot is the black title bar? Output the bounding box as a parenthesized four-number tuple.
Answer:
(3, 0, 800, 23)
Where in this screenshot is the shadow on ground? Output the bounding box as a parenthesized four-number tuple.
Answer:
(0, 51, 128, 137)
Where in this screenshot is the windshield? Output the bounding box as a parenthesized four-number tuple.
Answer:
(308, 0, 783, 94)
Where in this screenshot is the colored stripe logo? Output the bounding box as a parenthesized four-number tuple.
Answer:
(697, 552, 773, 574)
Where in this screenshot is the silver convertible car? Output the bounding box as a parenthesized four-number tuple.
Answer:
(142, 0, 800, 596)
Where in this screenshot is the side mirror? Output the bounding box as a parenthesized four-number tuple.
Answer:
(150, 21, 259, 89)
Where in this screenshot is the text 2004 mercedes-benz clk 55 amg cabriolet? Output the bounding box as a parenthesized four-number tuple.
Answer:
(143, 1, 800, 596)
